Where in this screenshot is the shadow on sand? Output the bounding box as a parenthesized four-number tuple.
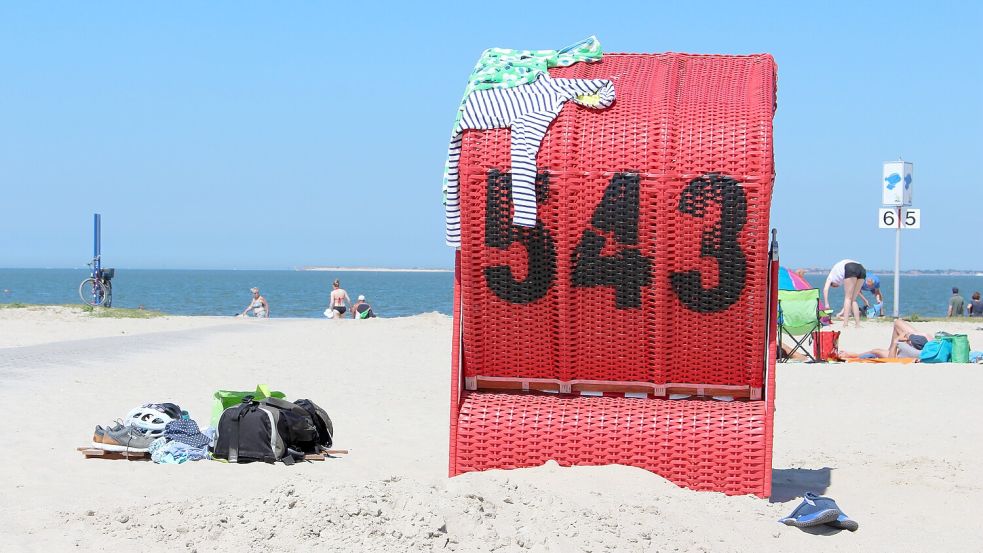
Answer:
(770, 467, 832, 503)
(771, 467, 853, 535)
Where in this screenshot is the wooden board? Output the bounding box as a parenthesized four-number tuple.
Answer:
(77, 447, 148, 460)
(306, 449, 350, 461)
(79, 446, 348, 461)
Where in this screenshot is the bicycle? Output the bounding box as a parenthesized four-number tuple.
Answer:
(79, 257, 114, 307)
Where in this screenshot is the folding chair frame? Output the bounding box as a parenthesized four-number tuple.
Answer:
(777, 296, 822, 363)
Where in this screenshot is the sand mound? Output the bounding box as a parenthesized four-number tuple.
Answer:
(74, 462, 785, 553)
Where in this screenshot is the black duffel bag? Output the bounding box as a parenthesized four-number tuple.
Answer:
(294, 398, 334, 450)
(214, 397, 333, 463)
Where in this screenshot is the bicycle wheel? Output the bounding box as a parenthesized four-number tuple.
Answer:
(79, 278, 109, 306)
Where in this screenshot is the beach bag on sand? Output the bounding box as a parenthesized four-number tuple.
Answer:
(210, 384, 286, 428)
(213, 397, 333, 463)
(294, 398, 334, 450)
(919, 339, 952, 363)
(810, 330, 840, 361)
(213, 399, 304, 464)
(258, 397, 333, 452)
(253, 397, 325, 454)
(936, 332, 970, 363)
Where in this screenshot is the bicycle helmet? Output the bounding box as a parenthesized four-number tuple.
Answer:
(124, 406, 176, 434)
(141, 402, 182, 420)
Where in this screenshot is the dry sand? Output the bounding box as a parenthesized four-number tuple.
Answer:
(1, 307, 982, 552)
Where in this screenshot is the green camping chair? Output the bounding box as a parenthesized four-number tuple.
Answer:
(777, 289, 823, 362)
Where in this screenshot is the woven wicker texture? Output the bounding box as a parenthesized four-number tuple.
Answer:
(456, 392, 767, 495)
(450, 53, 778, 496)
(457, 53, 776, 387)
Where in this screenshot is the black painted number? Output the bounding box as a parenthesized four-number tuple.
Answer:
(483, 170, 748, 313)
(670, 173, 747, 313)
(571, 173, 652, 308)
(484, 169, 556, 304)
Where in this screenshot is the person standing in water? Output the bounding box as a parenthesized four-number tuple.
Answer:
(328, 279, 351, 319)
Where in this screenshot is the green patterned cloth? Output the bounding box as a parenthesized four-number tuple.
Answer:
(463, 35, 602, 98)
(443, 36, 603, 204)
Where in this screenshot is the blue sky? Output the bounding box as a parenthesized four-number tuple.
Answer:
(1, 1, 980, 270)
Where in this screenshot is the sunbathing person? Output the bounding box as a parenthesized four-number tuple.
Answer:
(838, 319, 930, 360)
(886, 319, 931, 357)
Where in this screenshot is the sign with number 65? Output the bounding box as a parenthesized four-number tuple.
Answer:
(878, 208, 921, 229)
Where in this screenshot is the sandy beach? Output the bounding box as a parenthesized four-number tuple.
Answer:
(2, 306, 982, 552)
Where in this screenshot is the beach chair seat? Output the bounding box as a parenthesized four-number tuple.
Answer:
(456, 393, 768, 494)
(777, 289, 823, 362)
(448, 52, 779, 497)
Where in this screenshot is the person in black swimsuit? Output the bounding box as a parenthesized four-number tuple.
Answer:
(328, 279, 351, 319)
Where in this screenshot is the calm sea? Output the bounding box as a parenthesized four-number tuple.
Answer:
(0, 269, 454, 318)
(800, 273, 983, 318)
(0, 268, 980, 318)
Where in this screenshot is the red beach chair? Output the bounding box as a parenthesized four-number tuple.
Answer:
(448, 53, 780, 497)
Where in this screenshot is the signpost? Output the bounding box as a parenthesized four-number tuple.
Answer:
(879, 161, 917, 317)
(93, 213, 101, 276)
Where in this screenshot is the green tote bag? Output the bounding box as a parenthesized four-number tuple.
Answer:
(210, 384, 286, 428)
(936, 333, 970, 363)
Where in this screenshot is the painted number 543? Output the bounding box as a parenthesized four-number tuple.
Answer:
(483, 171, 749, 313)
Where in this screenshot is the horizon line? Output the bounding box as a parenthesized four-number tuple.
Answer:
(0, 266, 454, 272)
(2, 266, 981, 275)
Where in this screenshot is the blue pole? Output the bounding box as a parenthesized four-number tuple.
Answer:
(93, 213, 101, 274)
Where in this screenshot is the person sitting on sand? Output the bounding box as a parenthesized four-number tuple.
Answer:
(328, 279, 351, 319)
(968, 292, 983, 317)
(241, 287, 269, 318)
(948, 287, 965, 317)
(352, 295, 376, 319)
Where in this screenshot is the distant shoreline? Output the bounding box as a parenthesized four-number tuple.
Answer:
(297, 267, 452, 273)
(1, 267, 977, 276)
(798, 269, 983, 277)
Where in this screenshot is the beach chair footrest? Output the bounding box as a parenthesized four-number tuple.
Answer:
(453, 392, 769, 496)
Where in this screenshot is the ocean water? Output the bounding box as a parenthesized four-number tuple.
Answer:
(800, 273, 983, 318)
(0, 269, 454, 318)
(0, 268, 980, 318)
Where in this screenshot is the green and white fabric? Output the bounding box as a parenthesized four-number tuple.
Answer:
(442, 36, 604, 247)
(444, 75, 615, 246)
(463, 36, 602, 101)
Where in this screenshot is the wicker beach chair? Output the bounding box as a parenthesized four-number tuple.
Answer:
(448, 53, 779, 497)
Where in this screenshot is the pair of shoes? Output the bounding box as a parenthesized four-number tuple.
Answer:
(91, 419, 125, 446)
(779, 492, 859, 532)
(93, 425, 157, 453)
